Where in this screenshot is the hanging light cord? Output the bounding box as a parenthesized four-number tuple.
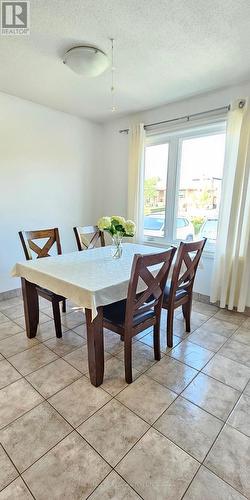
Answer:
(110, 38, 117, 112)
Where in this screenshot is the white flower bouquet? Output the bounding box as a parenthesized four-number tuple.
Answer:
(97, 216, 136, 258)
(97, 216, 136, 238)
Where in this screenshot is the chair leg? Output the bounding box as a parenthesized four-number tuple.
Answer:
(52, 300, 62, 338)
(167, 307, 174, 348)
(62, 299, 66, 313)
(124, 337, 133, 384)
(182, 300, 191, 332)
(153, 324, 161, 361)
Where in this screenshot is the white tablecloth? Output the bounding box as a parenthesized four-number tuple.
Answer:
(12, 243, 166, 318)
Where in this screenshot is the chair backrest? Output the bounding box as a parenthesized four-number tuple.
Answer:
(73, 225, 105, 251)
(125, 247, 176, 328)
(169, 239, 207, 300)
(19, 228, 62, 260)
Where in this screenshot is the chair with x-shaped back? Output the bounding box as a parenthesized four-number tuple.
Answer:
(162, 238, 206, 348)
(18, 228, 66, 338)
(103, 247, 176, 383)
(73, 225, 105, 251)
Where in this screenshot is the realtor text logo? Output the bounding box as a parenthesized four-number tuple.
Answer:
(1, 1, 30, 35)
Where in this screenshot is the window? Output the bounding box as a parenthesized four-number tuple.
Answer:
(143, 122, 226, 251)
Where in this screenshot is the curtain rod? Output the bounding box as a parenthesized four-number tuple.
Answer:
(119, 100, 246, 134)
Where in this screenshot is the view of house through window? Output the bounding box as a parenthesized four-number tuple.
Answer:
(143, 123, 226, 248)
(144, 143, 169, 238)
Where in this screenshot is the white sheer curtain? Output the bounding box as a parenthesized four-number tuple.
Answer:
(211, 99, 250, 312)
(127, 123, 145, 242)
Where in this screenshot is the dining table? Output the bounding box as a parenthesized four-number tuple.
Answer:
(12, 242, 166, 387)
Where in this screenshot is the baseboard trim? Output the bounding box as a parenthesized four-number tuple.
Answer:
(0, 288, 22, 301)
(194, 292, 250, 317)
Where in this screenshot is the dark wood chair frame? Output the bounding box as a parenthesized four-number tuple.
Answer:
(103, 248, 176, 383)
(73, 225, 105, 251)
(18, 228, 66, 338)
(163, 239, 207, 348)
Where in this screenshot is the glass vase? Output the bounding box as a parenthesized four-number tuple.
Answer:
(111, 234, 123, 259)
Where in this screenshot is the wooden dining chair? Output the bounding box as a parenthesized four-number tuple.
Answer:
(162, 239, 207, 348)
(18, 228, 66, 338)
(73, 225, 105, 251)
(103, 247, 176, 383)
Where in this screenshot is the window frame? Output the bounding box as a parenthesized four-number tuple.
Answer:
(143, 120, 227, 254)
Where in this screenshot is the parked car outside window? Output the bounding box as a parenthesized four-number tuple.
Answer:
(144, 214, 194, 241)
(198, 218, 218, 241)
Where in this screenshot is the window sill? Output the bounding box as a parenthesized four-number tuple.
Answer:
(142, 238, 216, 260)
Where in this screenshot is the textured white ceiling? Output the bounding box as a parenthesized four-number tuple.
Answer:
(1, 0, 250, 122)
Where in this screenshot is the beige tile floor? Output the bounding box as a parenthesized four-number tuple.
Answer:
(0, 296, 249, 499)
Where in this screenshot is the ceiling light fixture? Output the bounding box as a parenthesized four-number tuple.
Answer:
(63, 45, 110, 77)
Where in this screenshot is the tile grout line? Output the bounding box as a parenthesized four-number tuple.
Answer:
(0, 443, 37, 499)
(0, 312, 247, 411)
(200, 463, 249, 499)
(176, 347, 249, 499)
(1, 308, 245, 433)
(19, 425, 116, 499)
(0, 302, 249, 498)
(179, 462, 203, 500)
(109, 314, 249, 496)
(85, 469, 145, 500)
(0, 398, 46, 434)
(1, 404, 112, 488)
(165, 309, 249, 398)
(2, 372, 162, 498)
(1, 339, 247, 496)
(1, 376, 112, 475)
(46, 379, 115, 429)
(4, 328, 89, 377)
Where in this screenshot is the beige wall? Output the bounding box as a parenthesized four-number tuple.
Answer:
(0, 92, 102, 292)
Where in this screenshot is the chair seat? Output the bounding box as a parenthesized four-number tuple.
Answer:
(103, 299, 155, 327)
(163, 284, 188, 303)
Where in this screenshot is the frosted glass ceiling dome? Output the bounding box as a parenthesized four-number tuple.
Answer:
(63, 45, 110, 77)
